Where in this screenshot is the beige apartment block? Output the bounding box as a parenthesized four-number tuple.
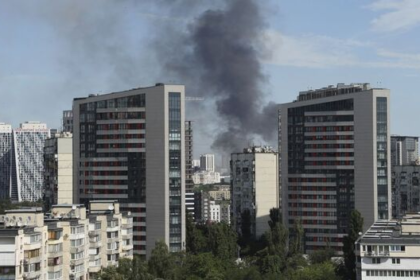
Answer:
(231, 146, 279, 238)
(356, 213, 420, 279)
(0, 201, 133, 280)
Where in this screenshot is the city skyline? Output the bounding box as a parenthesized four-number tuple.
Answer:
(1, 1, 420, 158)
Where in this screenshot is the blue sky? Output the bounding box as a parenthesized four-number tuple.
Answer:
(1, 0, 420, 158)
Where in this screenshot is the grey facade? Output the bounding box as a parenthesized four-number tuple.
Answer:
(72, 84, 186, 257)
(62, 110, 73, 133)
(279, 83, 391, 253)
(392, 165, 420, 218)
(0, 123, 12, 200)
(391, 136, 419, 167)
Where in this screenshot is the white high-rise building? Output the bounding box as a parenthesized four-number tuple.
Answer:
(0, 123, 13, 200)
(200, 154, 215, 172)
(279, 83, 391, 253)
(11, 122, 50, 202)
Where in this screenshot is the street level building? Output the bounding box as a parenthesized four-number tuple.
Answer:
(356, 214, 420, 280)
(279, 83, 391, 253)
(44, 132, 73, 211)
(231, 146, 279, 238)
(72, 84, 186, 257)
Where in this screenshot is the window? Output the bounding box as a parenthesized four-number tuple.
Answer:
(71, 251, 85, 260)
(71, 238, 84, 247)
(372, 258, 381, 264)
(392, 258, 400, 264)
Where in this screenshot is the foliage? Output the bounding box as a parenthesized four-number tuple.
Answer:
(207, 222, 238, 262)
(148, 240, 177, 279)
(0, 199, 43, 214)
(309, 248, 335, 265)
(292, 262, 340, 280)
(240, 209, 252, 241)
(341, 209, 364, 280)
(268, 207, 281, 230)
(186, 214, 207, 254)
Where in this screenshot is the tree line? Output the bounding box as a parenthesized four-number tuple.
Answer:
(98, 208, 363, 280)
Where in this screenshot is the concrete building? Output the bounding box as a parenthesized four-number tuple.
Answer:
(220, 203, 231, 224)
(194, 191, 210, 223)
(12, 122, 50, 202)
(231, 146, 279, 238)
(44, 132, 73, 211)
(192, 171, 221, 185)
(391, 135, 419, 167)
(63, 110, 74, 133)
(392, 165, 420, 218)
(0, 123, 13, 200)
(279, 83, 391, 253)
(72, 84, 186, 257)
(208, 189, 231, 201)
(356, 214, 420, 280)
(200, 154, 215, 172)
(209, 201, 220, 223)
(0, 201, 132, 280)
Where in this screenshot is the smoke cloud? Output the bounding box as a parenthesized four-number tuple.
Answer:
(154, 0, 278, 154)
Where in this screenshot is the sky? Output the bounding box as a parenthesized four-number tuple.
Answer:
(1, 0, 420, 163)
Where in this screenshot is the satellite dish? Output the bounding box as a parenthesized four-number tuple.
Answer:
(108, 205, 114, 211)
(72, 205, 77, 210)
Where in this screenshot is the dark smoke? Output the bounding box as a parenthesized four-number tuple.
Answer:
(155, 0, 278, 154)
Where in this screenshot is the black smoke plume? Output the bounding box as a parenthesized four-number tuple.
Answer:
(155, 0, 278, 154)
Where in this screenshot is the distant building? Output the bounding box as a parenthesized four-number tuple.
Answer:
(280, 83, 391, 253)
(208, 189, 231, 201)
(356, 214, 420, 280)
(192, 171, 221, 185)
(0, 201, 132, 280)
(200, 154, 215, 172)
(391, 135, 419, 167)
(194, 191, 210, 223)
(63, 110, 73, 133)
(392, 165, 420, 218)
(231, 146, 279, 238)
(44, 132, 73, 211)
(209, 201, 220, 223)
(0, 123, 13, 200)
(12, 122, 50, 202)
(220, 203, 231, 224)
(72, 84, 186, 257)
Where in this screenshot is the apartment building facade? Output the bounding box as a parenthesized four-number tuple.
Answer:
(279, 83, 391, 253)
(392, 165, 420, 218)
(391, 135, 419, 167)
(231, 146, 279, 238)
(72, 84, 186, 257)
(200, 154, 215, 172)
(0, 201, 132, 280)
(44, 132, 73, 211)
(356, 214, 420, 279)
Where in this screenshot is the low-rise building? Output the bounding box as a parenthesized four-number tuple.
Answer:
(208, 190, 231, 201)
(0, 201, 132, 280)
(356, 214, 420, 279)
(192, 171, 221, 185)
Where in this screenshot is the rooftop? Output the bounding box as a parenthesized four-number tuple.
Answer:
(296, 83, 375, 102)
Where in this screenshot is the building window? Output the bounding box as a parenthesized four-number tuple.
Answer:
(392, 258, 400, 264)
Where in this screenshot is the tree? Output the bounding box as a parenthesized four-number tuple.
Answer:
(292, 262, 339, 280)
(289, 218, 304, 257)
(180, 252, 224, 280)
(341, 209, 364, 280)
(309, 248, 335, 265)
(207, 222, 238, 262)
(268, 208, 281, 230)
(186, 213, 207, 254)
(148, 240, 176, 279)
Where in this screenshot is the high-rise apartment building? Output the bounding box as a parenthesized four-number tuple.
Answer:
(0, 123, 13, 200)
(391, 136, 419, 167)
(12, 122, 50, 202)
(44, 132, 73, 211)
(392, 165, 420, 218)
(231, 146, 279, 238)
(200, 154, 215, 172)
(63, 110, 74, 133)
(279, 83, 391, 253)
(72, 84, 186, 257)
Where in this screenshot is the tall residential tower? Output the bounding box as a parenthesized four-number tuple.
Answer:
(73, 84, 186, 257)
(279, 83, 391, 253)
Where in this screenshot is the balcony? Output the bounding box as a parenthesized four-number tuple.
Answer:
(89, 265, 101, 273)
(47, 265, 62, 273)
(363, 251, 390, 257)
(25, 256, 42, 265)
(48, 250, 63, 258)
(23, 270, 42, 280)
(106, 248, 120, 255)
(70, 245, 85, 254)
(122, 244, 133, 251)
(89, 229, 101, 237)
(70, 258, 85, 266)
(121, 223, 133, 229)
(89, 241, 102, 248)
